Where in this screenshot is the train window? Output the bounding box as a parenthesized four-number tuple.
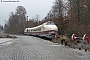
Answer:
(28, 30, 30, 32)
(46, 21, 55, 25)
(36, 27, 41, 31)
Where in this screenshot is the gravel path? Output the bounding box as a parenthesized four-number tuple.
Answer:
(0, 35, 90, 60)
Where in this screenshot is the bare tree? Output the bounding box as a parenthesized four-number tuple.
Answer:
(4, 6, 27, 34)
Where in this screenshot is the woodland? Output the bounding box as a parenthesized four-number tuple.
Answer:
(4, 0, 90, 38)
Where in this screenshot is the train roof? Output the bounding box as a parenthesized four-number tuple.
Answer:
(25, 24, 42, 30)
(25, 21, 56, 30)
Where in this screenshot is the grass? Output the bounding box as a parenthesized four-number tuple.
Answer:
(53, 35, 90, 52)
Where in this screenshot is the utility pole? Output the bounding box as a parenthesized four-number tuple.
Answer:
(76, 0, 80, 35)
(27, 16, 28, 35)
(77, 0, 80, 21)
(58, 0, 62, 35)
(22, 15, 25, 34)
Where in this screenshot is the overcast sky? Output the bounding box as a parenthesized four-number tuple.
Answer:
(0, 0, 54, 26)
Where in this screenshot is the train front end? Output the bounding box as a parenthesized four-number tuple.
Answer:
(43, 21, 58, 39)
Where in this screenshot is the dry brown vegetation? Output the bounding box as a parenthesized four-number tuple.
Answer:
(4, 0, 90, 43)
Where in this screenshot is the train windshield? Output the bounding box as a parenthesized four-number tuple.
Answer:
(46, 21, 55, 25)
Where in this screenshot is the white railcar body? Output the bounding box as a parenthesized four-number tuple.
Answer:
(24, 21, 58, 37)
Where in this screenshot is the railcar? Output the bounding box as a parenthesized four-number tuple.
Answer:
(24, 21, 58, 39)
